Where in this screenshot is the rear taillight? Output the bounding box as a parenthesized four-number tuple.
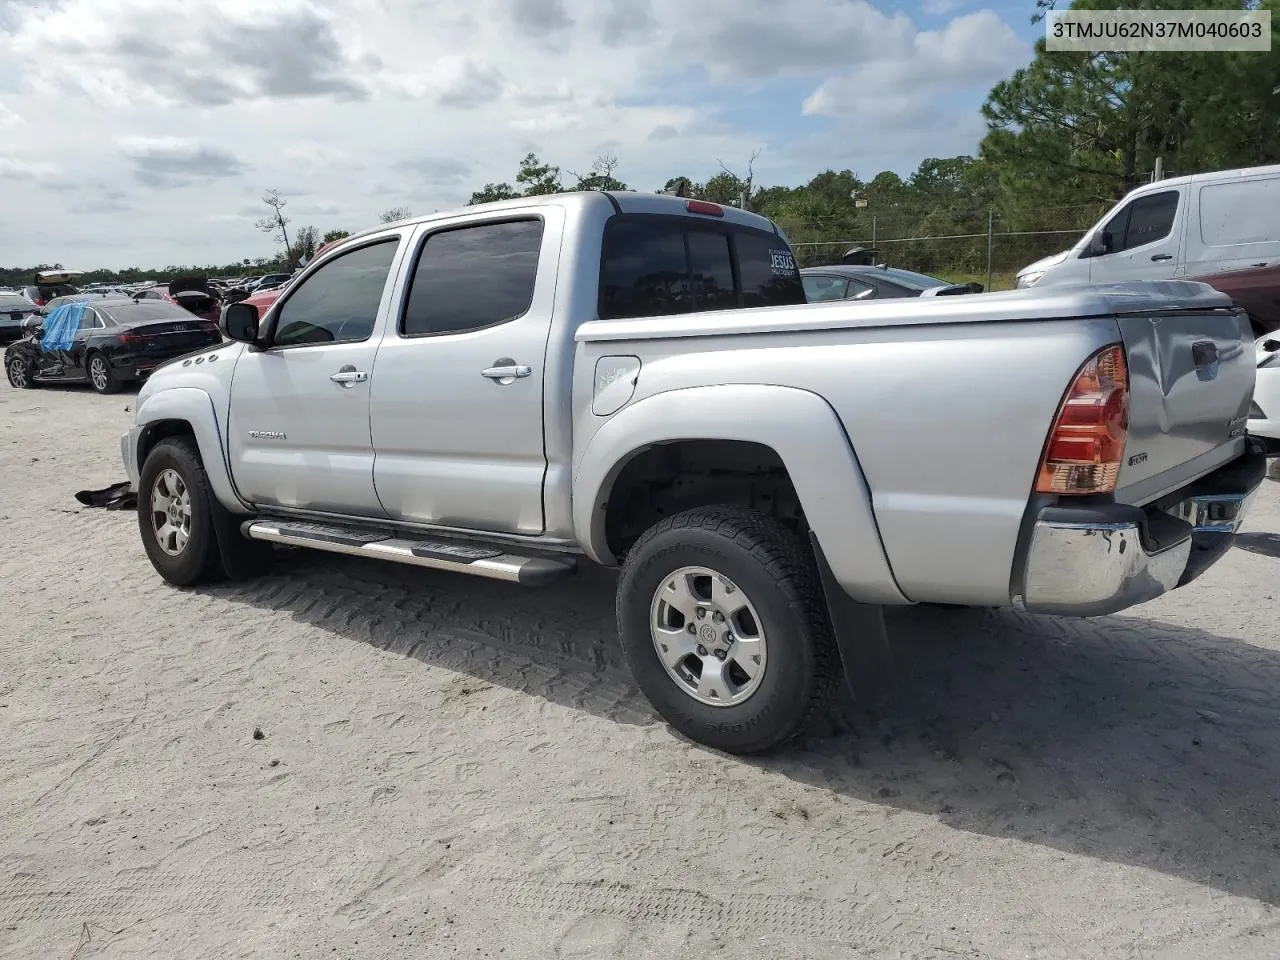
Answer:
(119, 331, 146, 345)
(1034, 343, 1129, 495)
(34, 298, 45, 306)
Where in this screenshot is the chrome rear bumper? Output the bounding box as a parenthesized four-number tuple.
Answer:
(1016, 443, 1266, 617)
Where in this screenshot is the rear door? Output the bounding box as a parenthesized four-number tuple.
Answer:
(369, 210, 562, 534)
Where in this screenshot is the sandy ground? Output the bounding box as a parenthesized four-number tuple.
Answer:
(2, 382, 1279, 960)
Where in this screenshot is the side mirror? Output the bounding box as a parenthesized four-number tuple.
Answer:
(1088, 233, 1111, 257)
(223, 302, 261, 343)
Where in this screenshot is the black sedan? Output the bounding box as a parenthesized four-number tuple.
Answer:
(0, 293, 41, 346)
(5, 299, 222, 394)
(801, 264, 981, 302)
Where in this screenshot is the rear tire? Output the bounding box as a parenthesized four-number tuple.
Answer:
(87, 352, 122, 394)
(616, 505, 836, 754)
(138, 438, 225, 586)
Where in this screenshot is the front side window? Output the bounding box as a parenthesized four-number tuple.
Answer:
(1121, 190, 1179, 251)
(273, 238, 398, 347)
(401, 219, 544, 337)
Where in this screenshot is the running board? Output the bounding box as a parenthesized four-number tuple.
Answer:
(242, 520, 577, 586)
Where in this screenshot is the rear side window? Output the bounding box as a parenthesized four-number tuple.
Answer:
(599, 216, 804, 320)
(802, 275, 848, 302)
(1199, 179, 1280, 246)
(402, 219, 544, 337)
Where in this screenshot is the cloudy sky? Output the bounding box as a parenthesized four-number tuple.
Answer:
(0, 0, 1032, 270)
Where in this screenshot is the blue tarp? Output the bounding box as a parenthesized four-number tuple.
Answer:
(39, 303, 87, 352)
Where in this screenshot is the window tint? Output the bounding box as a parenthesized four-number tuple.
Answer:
(687, 230, 736, 311)
(77, 308, 99, 331)
(402, 219, 544, 337)
(802, 275, 848, 302)
(1120, 191, 1178, 251)
(600, 219, 691, 319)
(599, 216, 806, 320)
(735, 232, 805, 308)
(273, 239, 398, 347)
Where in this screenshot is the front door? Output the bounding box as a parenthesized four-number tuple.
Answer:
(227, 235, 405, 516)
(369, 210, 561, 535)
(1088, 188, 1183, 284)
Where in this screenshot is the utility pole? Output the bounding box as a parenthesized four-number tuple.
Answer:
(986, 208, 994, 292)
(1152, 156, 1165, 182)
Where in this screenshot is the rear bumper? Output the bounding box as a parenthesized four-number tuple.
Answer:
(1016, 441, 1267, 617)
(108, 348, 207, 380)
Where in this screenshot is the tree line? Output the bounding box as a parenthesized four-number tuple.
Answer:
(4, 0, 1275, 286)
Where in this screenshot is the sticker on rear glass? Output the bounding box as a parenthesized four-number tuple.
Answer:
(769, 249, 797, 274)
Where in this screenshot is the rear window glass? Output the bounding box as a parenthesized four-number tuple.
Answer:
(735, 233, 805, 308)
(99, 302, 191, 324)
(599, 216, 803, 320)
(600, 219, 691, 319)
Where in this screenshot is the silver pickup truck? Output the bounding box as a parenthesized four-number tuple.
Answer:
(122, 191, 1267, 753)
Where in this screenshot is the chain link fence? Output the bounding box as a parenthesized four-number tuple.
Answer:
(775, 204, 1113, 290)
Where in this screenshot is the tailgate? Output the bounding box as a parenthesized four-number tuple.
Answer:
(1115, 307, 1255, 504)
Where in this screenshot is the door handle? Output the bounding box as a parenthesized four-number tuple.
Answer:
(481, 362, 532, 383)
(330, 368, 369, 386)
(1150, 254, 1173, 262)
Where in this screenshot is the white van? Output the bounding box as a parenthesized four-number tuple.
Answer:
(1016, 164, 1280, 289)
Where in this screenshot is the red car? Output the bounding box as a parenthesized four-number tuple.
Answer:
(1186, 263, 1280, 335)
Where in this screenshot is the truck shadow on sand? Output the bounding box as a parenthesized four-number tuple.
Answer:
(208, 550, 1280, 906)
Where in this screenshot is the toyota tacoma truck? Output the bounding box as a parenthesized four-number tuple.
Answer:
(122, 191, 1267, 754)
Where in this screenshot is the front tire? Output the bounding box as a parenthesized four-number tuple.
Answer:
(87, 352, 122, 394)
(6, 350, 37, 389)
(616, 506, 837, 754)
(138, 438, 225, 586)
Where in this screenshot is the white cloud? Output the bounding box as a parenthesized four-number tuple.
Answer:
(0, 0, 1028, 269)
(802, 11, 1027, 123)
(0, 156, 53, 180)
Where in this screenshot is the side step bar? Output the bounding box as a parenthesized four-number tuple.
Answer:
(242, 520, 577, 586)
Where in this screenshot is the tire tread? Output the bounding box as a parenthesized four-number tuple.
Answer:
(619, 505, 837, 753)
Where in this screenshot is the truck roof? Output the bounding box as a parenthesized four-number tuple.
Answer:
(346, 190, 782, 248)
